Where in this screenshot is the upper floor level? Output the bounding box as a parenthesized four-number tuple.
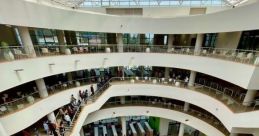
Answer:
(0, 0, 259, 34)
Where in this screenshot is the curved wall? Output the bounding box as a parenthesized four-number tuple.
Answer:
(0, 0, 259, 34)
(1, 83, 259, 135)
(0, 53, 256, 92)
(84, 106, 225, 136)
(0, 84, 96, 135)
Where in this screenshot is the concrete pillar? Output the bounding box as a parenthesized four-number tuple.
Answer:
(80, 128, 84, 136)
(47, 112, 57, 124)
(57, 30, 66, 45)
(167, 34, 174, 50)
(165, 68, 170, 78)
(184, 102, 189, 112)
(188, 71, 197, 87)
(0, 122, 8, 136)
(120, 96, 125, 104)
(159, 118, 170, 136)
(243, 90, 257, 106)
(67, 72, 73, 81)
(178, 123, 185, 136)
(35, 78, 49, 98)
(194, 34, 204, 55)
(116, 33, 123, 53)
(120, 116, 127, 136)
(17, 26, 36, 57)
(56, 30, 67, 54)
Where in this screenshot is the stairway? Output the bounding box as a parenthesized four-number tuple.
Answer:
(64, 104, 83, 135)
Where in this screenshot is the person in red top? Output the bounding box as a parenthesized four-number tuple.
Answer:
(22, 130, 31, 136)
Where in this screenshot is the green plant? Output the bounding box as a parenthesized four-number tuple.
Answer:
(0, 41, 10, 52)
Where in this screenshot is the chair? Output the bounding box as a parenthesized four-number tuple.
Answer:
(17, 104, 24, 109)
(105, 48, 111, 53)
(146, 48, 150, 53)
(168, 78, 172, 82)
(167, 48, 175, 53)
(161, 78, 165, 83)
(78, 47, 84, 53)
(130, 79, 135, 83)
(144, 77, 148, 80)
(84, 47, 89, 53)
(75, 81, 80, 87)
(72, 47, 79, 54)
(152, 79, 157, 84)
(55, 48, 60, 55)
(201, 50, 207, 56)
(175, 82, 180, 87)
(186, 48, 191, 54)
(41, 48, 50, 56)
(227, 52, 236, 60)
(26, 96, 35, 104)
(135, 77, 139, 80)
(13, 48, 29, 59)
(236, 52, 245, 62)
(243, 52, 254, 63)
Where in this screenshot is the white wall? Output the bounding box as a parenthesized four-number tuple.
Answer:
(84, 107, 225, 136)
(215, 31, 242, 49)
(0, 53, 256, 93)
(0, 0, 259, 34)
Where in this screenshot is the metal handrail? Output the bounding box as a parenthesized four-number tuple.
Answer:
(1, 45, 259, 65)
(0, 76, 100, 116)
(102, 99, 229, 135)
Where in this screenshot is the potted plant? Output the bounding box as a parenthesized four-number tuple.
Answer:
(1, 41, 14, 61)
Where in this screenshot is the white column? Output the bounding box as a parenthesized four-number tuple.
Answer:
(35, 78, 49, 98)
(165, 68, 170, 78)
(0, 122, 8, 136)
(184, 102, 189, 112)
(178, 123, 185, 136)
(243, 90, 257, 106)
(188, 71, 197, 86)
(80, 128, 84, 136)
(47, 112, 57, 124)
(194, 34, 204, 55)
(167, 34, 174, 50)
(57, 30, 67, 54)
(159, 118, 170, 136)
(17, 26, 36, 57)
(117, 33, 123, 53)
(67, 72, 73, 81)
(120, 96, 125, 104)
(120, 116, 127, 136)
(178, 103, 189, 136)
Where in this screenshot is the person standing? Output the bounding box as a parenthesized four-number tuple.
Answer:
(90, 85, 94, 95)
(59, 121, 65, 136)
(64, 113, 72, 126)
(43, 121, 49, 135)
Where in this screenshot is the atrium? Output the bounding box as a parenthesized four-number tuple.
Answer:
(0, 0, 259, 136)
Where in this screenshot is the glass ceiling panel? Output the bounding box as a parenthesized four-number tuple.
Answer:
(50, 0, 249, 8)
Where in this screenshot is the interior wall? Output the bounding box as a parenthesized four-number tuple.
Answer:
(215, 31, 242, 49)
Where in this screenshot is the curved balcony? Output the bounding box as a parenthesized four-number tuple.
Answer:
(0, 45, 258, 92)
(1, 45, 259, 65)
(1, 77, 259, 135)
(86, 101, 228, 136)
(0, 77, 99, 116)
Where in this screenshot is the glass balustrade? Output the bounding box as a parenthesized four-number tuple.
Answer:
(0, 45, 259, 65)
(0, 76, 258, 117)
(0, 76, 99, 116)
(102, 99, 229, 135)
